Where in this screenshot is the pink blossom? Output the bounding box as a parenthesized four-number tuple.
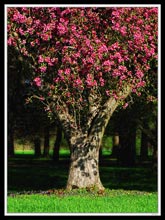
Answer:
(57, 23, 68, 35)
(99, 77, 105, 87)
(22, 40, 26, 45)
(27, 28, 34, 35)
(103, 60, 111, 66)
(136, 70, 144, 79)
(51, 58, 58, 63)
(7, 37, 13, 46)
(13, 12, 27, 23)
(44, 57, 51, 63)
(34, 19, 40, 25)
(113, 93, 118, 100)
(136, 81, 145, 88)
(120, 26, 127, 36)
(74, 78, 82, 86)
(87, 57, 94, 64)
(123, 102, 128, 109)
(48, 62, 54, 66)
(105, 90, 110, 96)
(38, 55, 44, 63)
(86, 74, 97, 87)
(39, 66, 47, 73)
(34, 77, 41, 87)
(64, 68, 71, 75)
(20, 47, 28, 56)
(112, 69, 121, 77)
(39, 96, 45, 101)
(112, 10, 120, 17)
(98, 44, 108, 53)
(41, 33, 52, 41)
(35, 39, 40, 45)
(118, 65, 127, 72)
(30, 41, 35, 47)
(66, 92, 71, 97)
(120, 75, 126, 80)
(19, 27, 25, 35)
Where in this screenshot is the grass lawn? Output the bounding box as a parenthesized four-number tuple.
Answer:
(8, 189, 157, 213)
(7, 152, 158, 214)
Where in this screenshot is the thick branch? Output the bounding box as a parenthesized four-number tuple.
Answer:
(88, 85, 132, 147)
(83, 90, 102, 135)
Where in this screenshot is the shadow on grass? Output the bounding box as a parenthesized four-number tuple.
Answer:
(8, 154, 157, 193)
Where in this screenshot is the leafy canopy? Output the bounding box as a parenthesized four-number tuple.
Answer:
(7, 7, 158, 118)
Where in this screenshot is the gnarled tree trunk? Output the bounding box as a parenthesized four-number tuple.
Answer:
(58, 85, 131, 190)
(66, 135, 104, 190)
(65, 97, 120, 190)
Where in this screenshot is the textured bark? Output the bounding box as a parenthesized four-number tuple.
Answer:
(53, 126, 62, 161)
(61, 85, 132, 189)
(66, 138, 104, 190)
(66, 97, 119, 190)
(43, 126, 50, 157)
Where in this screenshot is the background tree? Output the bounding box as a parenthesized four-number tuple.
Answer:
(7, 7, 158, 190)
(8, 47, 32, 157)
(53, 124, 63, 161)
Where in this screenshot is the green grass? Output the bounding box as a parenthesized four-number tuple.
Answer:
(7, 152, 158, 214)
(8, 189, 158, 213)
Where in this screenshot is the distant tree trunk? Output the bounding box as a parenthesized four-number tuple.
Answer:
(111, 132, 119, 157)
(118, 127, 136, 167)
(43, 126, 50, 157)
(8, 129, 14, 157)
(152, 147, 157, 173)
(34, 136, 41, 157)
(53, 126, 62, 161)
(140, 130, 149, 161)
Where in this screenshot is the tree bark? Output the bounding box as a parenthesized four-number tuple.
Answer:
(140, 130, 149, 161)
(66, 136, 104, 190)
(43, 126, 50, 157)
(58, 85, 131, 190)
(34, 136, 41, 157)
(53, 126, 62, 161)
(66, 97, 120, 190)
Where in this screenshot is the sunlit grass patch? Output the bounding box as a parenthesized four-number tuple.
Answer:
(8, 189, 158, 213)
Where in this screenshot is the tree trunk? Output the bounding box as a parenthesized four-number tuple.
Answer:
(59, 86, 131, 190)
(118, 127, 136, 167)
(111, 132, 119, 157)
(66, 137, 104, 190)
(53, 126, 62, 161)
(140, 130, 149, 161)
(34, 136, 41, 157)
(8, 129, 14, 157)
(43, 126, 50, 157)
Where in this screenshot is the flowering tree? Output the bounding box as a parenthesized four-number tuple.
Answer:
(7, 7, 158, 190)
